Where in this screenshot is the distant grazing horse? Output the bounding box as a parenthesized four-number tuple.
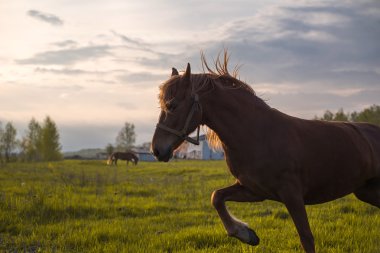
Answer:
(151, 53, 380, 252)
(107, 152, 138, 166)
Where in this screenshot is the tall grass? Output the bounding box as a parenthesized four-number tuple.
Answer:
(0, 160, 379, 252)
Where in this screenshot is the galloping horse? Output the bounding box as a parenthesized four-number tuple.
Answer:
(151, 53, 380, 252)
(107, 151, 138, 166)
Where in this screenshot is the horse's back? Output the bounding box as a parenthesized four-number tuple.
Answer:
(352, 122, 380, 175)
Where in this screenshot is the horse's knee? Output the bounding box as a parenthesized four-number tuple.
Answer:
(211, 189, 224, 208)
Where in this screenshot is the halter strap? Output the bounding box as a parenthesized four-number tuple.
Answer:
(156, 93, 201, 145)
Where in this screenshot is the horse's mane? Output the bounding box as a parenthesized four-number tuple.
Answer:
(159, 51, 256, 151)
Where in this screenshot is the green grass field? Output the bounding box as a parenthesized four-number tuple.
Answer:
(0, 160, 379, 252)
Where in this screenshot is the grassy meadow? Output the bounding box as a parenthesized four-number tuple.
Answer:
(0, 160, 379, 253)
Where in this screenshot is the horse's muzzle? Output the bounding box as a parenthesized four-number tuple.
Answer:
(152, 146, 172, 162)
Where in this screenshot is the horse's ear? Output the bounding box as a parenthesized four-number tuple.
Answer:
(176, 63, 191, 99)
(172, 67, 179, 76)
(183, 63, 191, 81)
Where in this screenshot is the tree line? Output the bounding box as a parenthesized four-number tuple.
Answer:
(1, 105, 378, 163)
(315, 104, 380, 126)
(0, 116, 62, 164)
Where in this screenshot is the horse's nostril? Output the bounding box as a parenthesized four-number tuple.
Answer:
(151, 146, 172, 162)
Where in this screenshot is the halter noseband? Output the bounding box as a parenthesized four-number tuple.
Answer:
(156, 93, 201, 145)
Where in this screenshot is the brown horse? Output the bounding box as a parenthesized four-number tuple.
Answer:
(107, 151, 139, 166)
(151, 53, 380, 252)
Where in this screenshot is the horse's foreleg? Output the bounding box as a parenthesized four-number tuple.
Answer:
(280, 192, 315, 253)
(211, 182, 264, 246)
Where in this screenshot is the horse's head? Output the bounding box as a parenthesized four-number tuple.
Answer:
(134, 157, 139, 165)
(107, 153, 114, 165)
(151, 63, 202, 162)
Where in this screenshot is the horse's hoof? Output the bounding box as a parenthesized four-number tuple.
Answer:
(246, 228, 260, 246)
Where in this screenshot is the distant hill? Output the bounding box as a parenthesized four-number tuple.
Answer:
(64, 148, 107, 160)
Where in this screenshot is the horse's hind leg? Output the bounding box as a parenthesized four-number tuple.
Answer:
(354, 177, 380, 208)
(211, 182, 264, 246)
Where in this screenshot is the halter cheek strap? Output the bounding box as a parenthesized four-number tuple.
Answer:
(156, 94, 201, 145)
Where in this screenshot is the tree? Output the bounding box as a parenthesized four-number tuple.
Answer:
(116, 122, 136, 151)
(105, 143, 114, 156)
(1, 122, 17, 162)
(318, 109, 348, 122)
(40, 116, 62, 161)
(321, 110, 334, 121)
(21, 118, 42, 161)
(351, 105, 380, 126)
(333, 108, 349, 121)
(316, 105, 380, 126)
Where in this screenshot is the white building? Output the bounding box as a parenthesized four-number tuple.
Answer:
(175, 135, 224, 160)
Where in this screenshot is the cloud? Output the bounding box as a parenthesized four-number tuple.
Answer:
(16, 45, 111, 65)
(116, 102, 137, 110)
(118, 72, 164, 84)
(199, 1, 380, 89)
(27, 9, 64, 26)
(111, 30, 150, 49)
(35, 67, 105, 75)
(158, 0, 379, 119)
(37, 84, 84, 92)
(52, 40, 77, 48)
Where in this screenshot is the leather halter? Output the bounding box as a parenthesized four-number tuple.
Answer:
(156, 94, 201, 145)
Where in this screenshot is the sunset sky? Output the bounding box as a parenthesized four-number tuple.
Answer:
(1, 0, 379, 151)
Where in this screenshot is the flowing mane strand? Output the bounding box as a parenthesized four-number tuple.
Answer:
(158, 51, 256, 151)
(199, 51, 255, 96)
(158, 75, 181, 112)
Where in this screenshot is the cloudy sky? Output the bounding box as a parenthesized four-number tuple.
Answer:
(1, 0, 379, 151)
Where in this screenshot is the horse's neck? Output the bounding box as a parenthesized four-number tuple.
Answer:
(202, 88, 274, 149)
